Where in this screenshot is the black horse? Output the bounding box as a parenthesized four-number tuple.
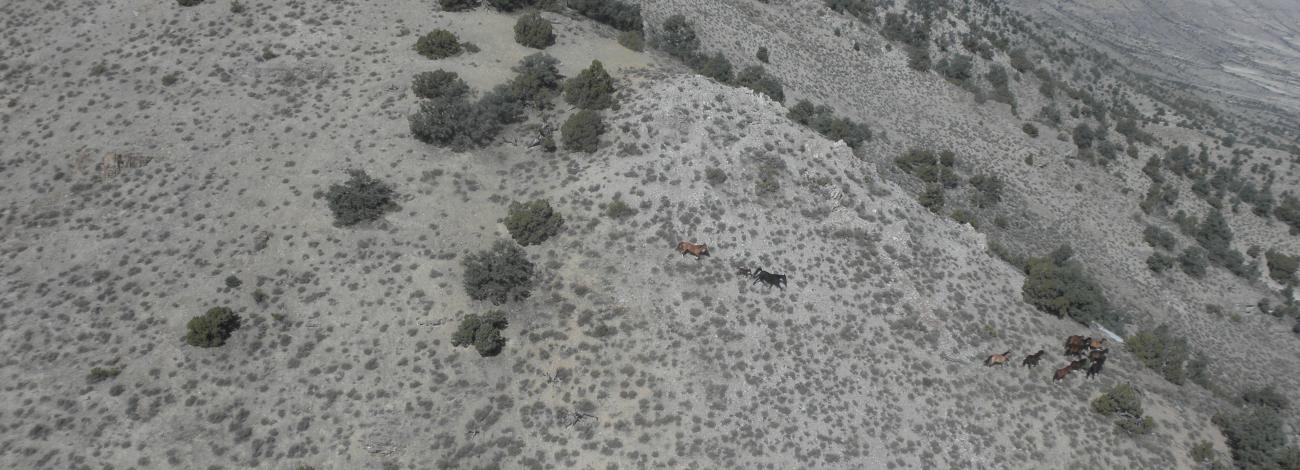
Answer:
(1086, 357, 1106, 378)
(749, 268, 787, 290)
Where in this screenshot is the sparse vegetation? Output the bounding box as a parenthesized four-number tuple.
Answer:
(504, 199, 564, 246)
(185, 307, 242, 348)
(462, 240, 535, 305)
(323, 170, 399, 227)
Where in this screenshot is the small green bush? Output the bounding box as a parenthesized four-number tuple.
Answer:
(568, 0, 642, 31)
(508, 53, 563, 109)
(451, 311, 509, 357)
(1072, 123, 1095, 149)
(324, 170, 399, 226)
(409, 96, 503, 150)
(786, 99, 872, 148)
(1092, 383, 1143, 417)
(659, 14, 700, 60)
(1179, 247, 1209, 278)
(514, 11, 555, 49)
(756, 46, 769, 63)
(504, 199, 564, 246)
(224, 275, 242, 288)
(918, 184, 944, 214)
(1242, 385, 1290, 411)
(414, 29, 463, 59)
(561, 109, 605, 153)
(1022, 123, 1039, 138)
(185, 307, 242, 348)
(1143, 225, 1178, 251)
(439, 0, 480, 11)
(906, 45, 930, 71)
(705, 168, 728, 185)
(1190, 440, 1215, 464)
(693, 52, 734, 83)
(412, 70, 471, 100)
(1266, 250, 1299, 285)
(617, 31, 644, 51)
(488, 0, 532, 11)
(87, 367, 121, 384)
(564, 60, 615, 109)
(969, 174, 1003, 208)
(1126, 324, 1189, 384)
(895, 148, 959, 188)
(1022, 246, 1123, 332)
(604, 195, 636, 219)
(462, 240, 535, 304)
(177, 0, 202, 6)
(1092, 384, 1153, 435)
(1214, 407, 1291, 469)
(1147, 252, 1175, 273)
(734, 65, 784, 102)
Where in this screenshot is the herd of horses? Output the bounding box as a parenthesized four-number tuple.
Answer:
(675, 241, 1110, 383)
(675, 241, 788, 289)
(984, 335, 1111, 383)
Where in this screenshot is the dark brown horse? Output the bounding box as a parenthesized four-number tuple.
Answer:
(677, 241, 710, 259)
(1088, 348, 1109, 362)
(1069, 358, 1089, 371)
(1064, 335, 1088, 356)
(984, 351, 1012, 367)
(1053, 365, 1073, 382)
(1022, 350, 1045, 368)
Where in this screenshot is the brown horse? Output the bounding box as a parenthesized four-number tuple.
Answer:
(1053, 365, 1073, 382)
(1069, 358, 1089, 372)
(676, 241, 709, 260)
(984, 351, 1012, 367)
(1022, 350, 1045, 368)
(1089, 338, 1106, 351)
(1088, 348, 1109, 362)
(1064, 335, 1088, 355)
